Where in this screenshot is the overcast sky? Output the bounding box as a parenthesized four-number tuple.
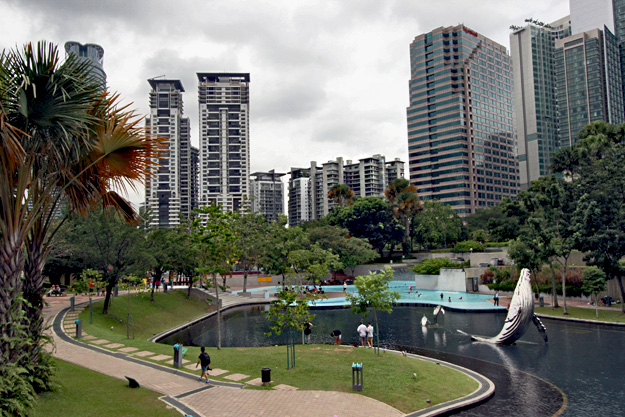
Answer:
(1, 0, 569, 206)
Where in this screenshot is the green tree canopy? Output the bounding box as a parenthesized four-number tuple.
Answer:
(385, 178, 421, 254)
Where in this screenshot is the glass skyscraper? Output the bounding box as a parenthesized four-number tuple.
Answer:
(407, 25, 519, 215)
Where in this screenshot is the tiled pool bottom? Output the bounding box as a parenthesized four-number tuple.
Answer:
(233, 282, 505, 311)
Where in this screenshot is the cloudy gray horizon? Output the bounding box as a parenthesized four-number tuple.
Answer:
(1, 0, 570, 207)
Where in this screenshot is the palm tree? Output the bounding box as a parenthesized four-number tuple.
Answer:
(0, 42, 164, 391)
(384, 178, 421, 254)
(328, 183, 355, 208)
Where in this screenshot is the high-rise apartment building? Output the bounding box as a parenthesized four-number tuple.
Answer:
(288, 168, 311, 227)
(290, 154, 404, 226)
(407, 25, 519, 214)
(250, 171, 285, 222)
(511, 17, 571, 189)
(64, 41, 106, 88)
(197, 73, 250, 212)
(144, 79, 195, 228)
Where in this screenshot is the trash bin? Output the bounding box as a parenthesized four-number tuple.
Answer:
(75, 319, 82, 339)
(173, 344, 183, 369)
(261, 368, 271, 387)
(352, 363, 363, 391)
(70, 296, 75, 311)
(539, 296, 544, 307)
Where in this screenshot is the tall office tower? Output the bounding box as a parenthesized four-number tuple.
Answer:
(555, 27, 624, 146)
(144, 79, 194, 228)
(197, 73, 250, 212)
(511, 16, 571, 189)
(250, 171, 286, 222)
(287, 168, 311, 227)
(407, 25, 519, 215)
(189, 146, 199, 214)
(64, 41, 106, 88)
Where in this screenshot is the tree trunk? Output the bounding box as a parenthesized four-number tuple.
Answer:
(616, 275, 625, 314)
(213, 274, 222, 349)
(373, 308, 380, 356)
(102, 283, 114, 315)
(0, 234, 26, 364)
(561, 258, 569, 314)
(550, 268, 559, 308)
(595, 293, 599, 318)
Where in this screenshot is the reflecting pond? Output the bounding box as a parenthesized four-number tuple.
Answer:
(161, 305, 625, 416)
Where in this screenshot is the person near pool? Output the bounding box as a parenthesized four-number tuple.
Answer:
(366, 322, 374, 348)
(494, 291, 500, 306)
(440, 293, 444, 301)
(196, 346, 212, 384)
(357, 321, 368, 347)
(330, 329, 342, 345)
(343, 282, 347, 292)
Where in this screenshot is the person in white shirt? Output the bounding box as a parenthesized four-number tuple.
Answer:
(366, 322, 374, 348)
(357, 321, 368, 347)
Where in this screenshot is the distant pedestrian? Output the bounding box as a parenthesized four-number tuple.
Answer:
(304, 321, 313, 344)
(357, 321, 368, 347)
(494, 291, 499, 306)
(330, 330, 342, 345)
(366, 322, 374, 348)
(196, 347, 212, 384)
(448, 297, 451, 303)
(343, 282, 347, 292)
(440, 293, 444, 301)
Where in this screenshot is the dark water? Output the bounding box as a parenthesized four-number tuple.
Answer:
(161, 306, 625, 416)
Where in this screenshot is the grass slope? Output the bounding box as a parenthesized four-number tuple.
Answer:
(77, 290, 477, 413)
(536, 305, 625, 323)
(34, 359, 179, 417)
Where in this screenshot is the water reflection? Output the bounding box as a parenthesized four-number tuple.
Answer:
(160, 306, 625, 416)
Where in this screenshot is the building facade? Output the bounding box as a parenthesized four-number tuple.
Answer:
(511, 17, 571, 189)
(407, 25, 519, 215)
(250, 171, 286, 222)
(287, 168, 311, 227)
(144, 79, 195, 228)
(64, 41, 106, 88)
(289, 154, 404, 226)
(555, 27, 624, 146)
(197, 73, 250, 212)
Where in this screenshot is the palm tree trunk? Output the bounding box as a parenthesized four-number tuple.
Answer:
(561, 257, 569, 314)
(23, 234, 48, 367)
(0, 233, 26, 364)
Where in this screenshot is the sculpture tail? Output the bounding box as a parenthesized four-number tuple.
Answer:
(533, 314, 548, 343)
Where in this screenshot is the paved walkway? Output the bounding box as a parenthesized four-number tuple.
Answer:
(44, 294, 408, 417)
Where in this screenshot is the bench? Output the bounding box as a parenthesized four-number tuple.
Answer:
(125, 376, 140, 388)
(47, 288, 66, 297)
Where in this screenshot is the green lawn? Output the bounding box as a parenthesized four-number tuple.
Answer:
(536, 305, 625, 323)
(34, 359, 180, 417)
(75, 290, 478, 413)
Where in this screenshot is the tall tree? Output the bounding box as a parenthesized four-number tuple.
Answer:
(231, 210, 268, 293)
(582, 266, 607, 318)
(412, 200, 465, 250)
(307, 224, 377, 277)
(385, 178, 421, 254)
(191, 204, 237, 349)
(327, 197, 402, 256)
(64, 208, 151, 314)
(328, 183, 355, 208)
(258, 215, 306, 283)
(346, 267, 400, 355)
(551, 121, 625, 312)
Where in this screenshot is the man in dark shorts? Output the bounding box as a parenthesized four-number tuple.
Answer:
(330, 330, 342, 345)
(195, 346, 211, 383)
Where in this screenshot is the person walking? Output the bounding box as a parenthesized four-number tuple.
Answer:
(357, 321, 368, 347)
(195, 347, 212, 384)
(494, 291, 499, 306)
(343, 282, 347, 292)
(366, 322, 374, 348)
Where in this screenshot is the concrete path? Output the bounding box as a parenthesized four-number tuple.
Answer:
(44, 294, 405, 417)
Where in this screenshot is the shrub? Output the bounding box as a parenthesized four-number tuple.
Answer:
(453, 240, 484, 253)
(411, 258, 469, 275)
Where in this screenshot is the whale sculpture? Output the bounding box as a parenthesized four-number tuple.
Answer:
(461, 268, 548, 345)
(433, 305, 445, 324)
